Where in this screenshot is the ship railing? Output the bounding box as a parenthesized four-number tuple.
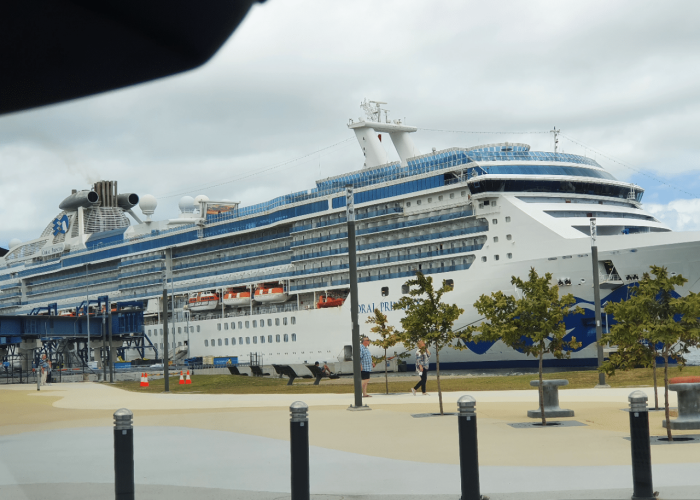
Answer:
(600, 273, 623, 283)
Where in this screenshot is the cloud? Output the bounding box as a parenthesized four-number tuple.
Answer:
(646, 199, 700, 232)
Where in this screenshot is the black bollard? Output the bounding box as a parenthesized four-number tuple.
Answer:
(628, 391, 654, 500)
(290, 401, 310, 500)
(458, 395, 482, 500)
(113, 408, 135, 500)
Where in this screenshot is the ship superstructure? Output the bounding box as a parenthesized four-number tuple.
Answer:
(2, 104, 700, 369)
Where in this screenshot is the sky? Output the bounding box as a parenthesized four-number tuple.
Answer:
(2, 0, 700, 247)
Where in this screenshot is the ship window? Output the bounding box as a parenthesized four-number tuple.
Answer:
(479, 203, 483, 209)
(381, 286, 389, 297)
(268, 319, 272, 326)
(283, 317, 288, 326)
(148, 329, 151, 335)
(484, 200, 489, 206)
(548, 257, 557, 261)
(428, 197, 432, 203)
(445, 279, 454, 289)
(224, 323, 228, 330)
(224, 338, 229, 345)
(492, 219, 498, 224)
(506, 216, 511, 222)
(239, 337, 243, 344)
(261, 335, 265, 343)
(416, 199, 422, 205)
(253, 336, 257, 344)
(160, 329, 163, 334)
(268, 335, 273, 343)
(276, 334, 281, 342)
(506, 234, 512, 241)
(204, 340, 208, 347)
(406, 202, 411, 207)
(284, 334, 289, 342)
(494, 255, 500, 261)
(275, 318, 280, 326)
(218, 338, 222, 346)
(291, 317, 296, 325)
(481, 256, 487, 262)
(260, 320, 264, 328)
(450, 193, 455, 199)
(210, 338, 214, 346)
(438, 195, 443, 201)
(292, 334, 297, 342)
(461, 191, 466, 197)
(197, 326, 200, 332)
(245, 321, 249, 328)
(217, 324, 221, 331)
(232, 337, 236, 345)
(493, 236, 498, 243)
(231, 322, 235, 329)
(401, 284, 409, 294)
(492, 201, 497, 207)
(178, 327, 182, 334)
(190, 326, 194, 333)
(238, 322, 242, 329)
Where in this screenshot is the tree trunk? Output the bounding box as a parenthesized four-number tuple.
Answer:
(664, 352, 672, 441)
(384, 347, 388, 395)
(436, 345, 443, 415)
(539, 349, 546, 426)
(652, 355, 659, 410)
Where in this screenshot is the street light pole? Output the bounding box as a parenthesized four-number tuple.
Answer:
(590, 218, 608, 387)
(346, 186, 363, 409)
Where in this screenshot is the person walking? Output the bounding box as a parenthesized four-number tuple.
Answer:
(39, 354, 51, 386)
(411, 341, 430, 396)
(360, 336, 375, 398)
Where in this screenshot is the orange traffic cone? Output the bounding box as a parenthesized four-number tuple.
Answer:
(179, 371, 184, 385)
(140, 373, 145, 387)
(185, 370, 191, 385)
(144, 373, 149, 387)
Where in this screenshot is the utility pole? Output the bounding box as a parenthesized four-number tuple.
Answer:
(162, 287, 170, 392)
(590, 218, 608, 387)
(85, 263, 90, 366)
(346, 186, 363, 409)
(108, 298, 114, 383)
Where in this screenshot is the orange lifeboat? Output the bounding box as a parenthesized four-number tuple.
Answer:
(223, 288, 251, 307)
(59, 310, 76, 317)
(188, 291, 220, 312)
(254, 284, 288, 304)
(317, 295, 345, 309)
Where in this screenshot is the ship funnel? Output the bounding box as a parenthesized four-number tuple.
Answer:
(117, 193, 139, 210)
(59, 190, 100, 211)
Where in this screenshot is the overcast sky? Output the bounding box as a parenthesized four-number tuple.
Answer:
(2, 0, 700, 247)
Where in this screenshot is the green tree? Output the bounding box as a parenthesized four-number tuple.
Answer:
(392, 271, 464, 415)
(462, 268, 582, 425)
(366, 308, 403, 394)
(600, 266, 700, 441)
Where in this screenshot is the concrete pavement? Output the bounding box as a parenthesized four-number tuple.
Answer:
(1, 382, 699, 499)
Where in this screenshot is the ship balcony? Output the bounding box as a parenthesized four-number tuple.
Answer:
(600, 273, 624, 288)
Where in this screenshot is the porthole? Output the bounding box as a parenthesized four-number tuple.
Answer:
(493, 236, 499, 243)
(401, 284, 409, 294)
(416, 199, 422, 205)
(246, 337, 250, 344)
(284, 334, 289, 342)
(494, 255, 500, 261)
(506, 216, 511, 222)
(506, 234, 512, 241)
(381, 286, 389, 297)
(276, 334, 281, 342)
(204, 340, 209, 347)
(507, 253, 513, 259)
(292, 334, 297, 342)
(492, 219, 498, 224)
(406, 202, 411, 207)
(224, 338, 229, 345)
(481, 256, 487, 262)
(275, 318, 280, 326)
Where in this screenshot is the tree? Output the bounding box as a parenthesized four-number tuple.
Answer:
(392, 271, 464, 415)
(600, 266, 700, 441)
(462, 268, 582, 425)
(366, 308, 403, 394)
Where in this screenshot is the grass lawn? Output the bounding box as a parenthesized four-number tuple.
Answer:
(112, 365, 700, 395)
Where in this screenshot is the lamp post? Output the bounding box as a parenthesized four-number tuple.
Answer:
(590, 218, 608, 387)
(346, 185, 363, 409)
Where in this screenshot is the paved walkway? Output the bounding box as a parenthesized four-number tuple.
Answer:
(1, 382, 698, 499)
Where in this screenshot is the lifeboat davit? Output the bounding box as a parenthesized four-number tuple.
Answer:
(254, 285, 288, 303)
(317, 295, 345, 309)
(188, 292, 220, 312)
(223, 289, 251, 307)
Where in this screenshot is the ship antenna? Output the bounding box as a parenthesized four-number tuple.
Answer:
(550, 126, 560, 153)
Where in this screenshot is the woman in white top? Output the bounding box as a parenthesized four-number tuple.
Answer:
(411, 340, 430, 395)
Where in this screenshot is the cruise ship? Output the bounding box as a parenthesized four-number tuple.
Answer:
(2, 103, 700, 370)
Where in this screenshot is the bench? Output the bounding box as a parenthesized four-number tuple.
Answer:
(250, 365, 271, 377)
(227, 366, 254, 376)
(663, 378, 700, 430)
(305, 364, 340, 385)
(273, 364, 299, 385)
(527, 379, 575, 418)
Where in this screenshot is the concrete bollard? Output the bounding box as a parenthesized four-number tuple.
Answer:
(113, 408, 135, 500)
(457, 395, 482, 500)
(290, 401, 310, 500)
(628, 391, 654, 500)
(663, 382, 700, 430)
(527, 379, 574, 418)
